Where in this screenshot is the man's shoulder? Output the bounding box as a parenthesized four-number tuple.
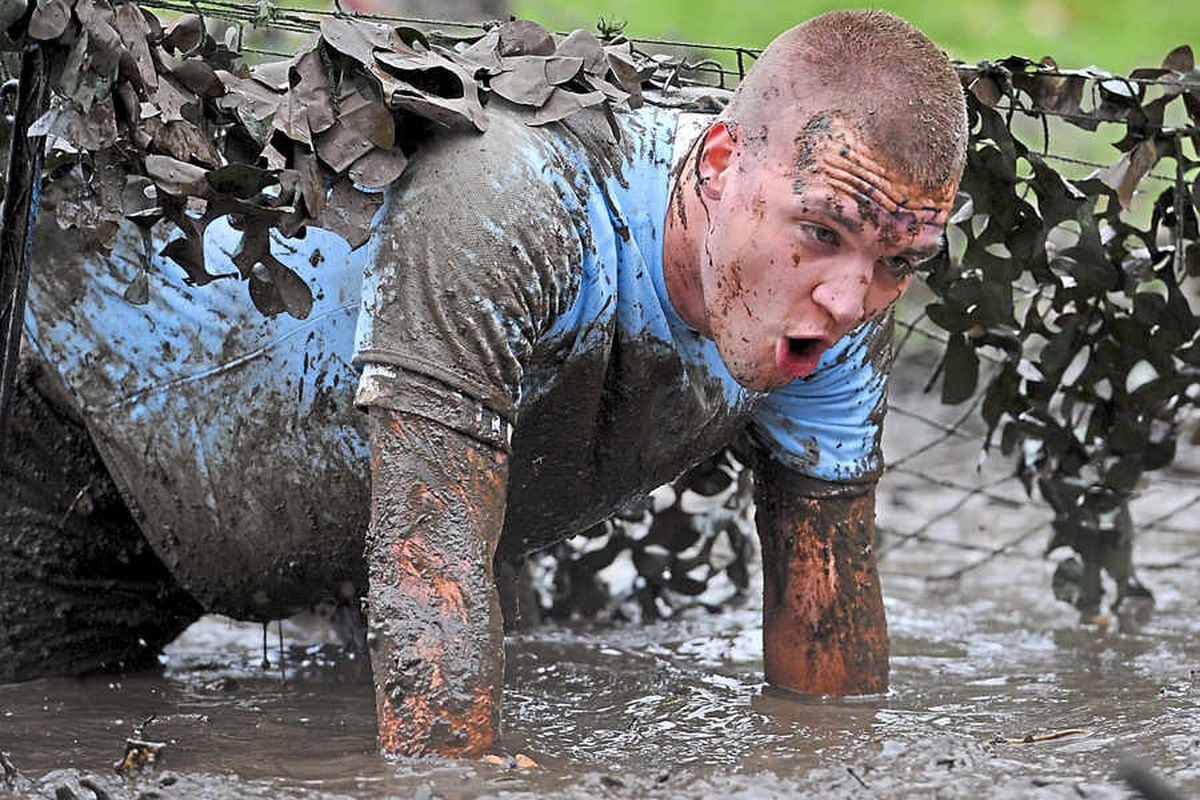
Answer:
(385, 102, 685, 234)
(405, 102, 684, 183)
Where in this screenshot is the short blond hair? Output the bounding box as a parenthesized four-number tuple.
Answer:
(726, 10, 967, 191)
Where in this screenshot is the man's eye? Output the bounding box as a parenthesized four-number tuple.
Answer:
(804, 224, 838, 245)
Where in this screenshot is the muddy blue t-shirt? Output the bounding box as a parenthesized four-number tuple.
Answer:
(353, 103, 891, 554)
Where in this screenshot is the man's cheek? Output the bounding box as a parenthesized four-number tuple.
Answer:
(865, 277, 910, 319)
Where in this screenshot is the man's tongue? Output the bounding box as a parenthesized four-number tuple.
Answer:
(775, 336, 822, 379)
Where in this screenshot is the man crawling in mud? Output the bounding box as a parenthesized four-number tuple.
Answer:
(2, 10, 966, 757)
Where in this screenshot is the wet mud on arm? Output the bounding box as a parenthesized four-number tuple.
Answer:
(752, 454, 888, 696)
(365, 407, 508, 758)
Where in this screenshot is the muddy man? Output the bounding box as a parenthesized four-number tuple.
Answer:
(2, 10, 966, 757)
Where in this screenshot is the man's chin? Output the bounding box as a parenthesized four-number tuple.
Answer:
(714, 340, 797, 392)
(727, 365, 794, 393)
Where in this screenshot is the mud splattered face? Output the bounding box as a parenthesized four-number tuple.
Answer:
(694, 115, 956, 391)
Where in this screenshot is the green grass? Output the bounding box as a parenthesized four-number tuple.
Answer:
(514, 0, 1199, 74)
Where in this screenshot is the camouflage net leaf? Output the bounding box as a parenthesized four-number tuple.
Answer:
(7, 1, 651, 318)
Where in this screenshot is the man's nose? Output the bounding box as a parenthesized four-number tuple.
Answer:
(811, 260, 872, 328)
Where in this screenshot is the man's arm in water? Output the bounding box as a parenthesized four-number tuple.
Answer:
(365, 407, 509, 758)
(752, 453, 888, 695)
(353, 114, 580, 758)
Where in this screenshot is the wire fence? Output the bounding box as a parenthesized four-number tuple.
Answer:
(878, 305, 1200, 586)
(136, 0, 763, 87)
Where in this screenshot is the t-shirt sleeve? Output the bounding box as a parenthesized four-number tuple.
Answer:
(353, 110, 584, 449)
(746, 310, 894, 484)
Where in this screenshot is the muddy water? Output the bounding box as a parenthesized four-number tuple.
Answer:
(2, 386, 1199, 798)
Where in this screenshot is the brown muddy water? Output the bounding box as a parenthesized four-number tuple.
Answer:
(2, 380, 1199, 799)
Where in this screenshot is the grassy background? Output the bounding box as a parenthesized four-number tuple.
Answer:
(514, 0, 1199, 74)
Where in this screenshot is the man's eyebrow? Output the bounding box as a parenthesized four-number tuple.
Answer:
(824, 205, 863, 233)
(790, 198, 864, 234)
(790, 197, 949, 246)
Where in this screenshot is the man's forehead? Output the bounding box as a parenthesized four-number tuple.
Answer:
(788, 116, 957, 214)
(809, 186, 951, 233)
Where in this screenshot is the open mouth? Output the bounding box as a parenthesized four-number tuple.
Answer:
(775, 336, 827, 379)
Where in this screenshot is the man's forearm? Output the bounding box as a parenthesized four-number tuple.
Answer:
(753, 457, 888, 695)
(366, 407, 508, 757)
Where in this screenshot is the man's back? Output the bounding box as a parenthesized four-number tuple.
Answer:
(27, 165, 373, 617)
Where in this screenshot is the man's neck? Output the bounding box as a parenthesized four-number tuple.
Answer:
(662, 148, 712, 336)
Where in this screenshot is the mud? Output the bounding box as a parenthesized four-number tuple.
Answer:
(3, 360, 1197, 798)
(791, 111, 836, 192)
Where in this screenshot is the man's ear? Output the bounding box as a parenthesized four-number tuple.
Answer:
(697, 121, 739, 199)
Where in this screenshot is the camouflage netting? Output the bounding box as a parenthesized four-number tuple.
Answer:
(525, 448, 758, 624)
(3, 1, 679, 316)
